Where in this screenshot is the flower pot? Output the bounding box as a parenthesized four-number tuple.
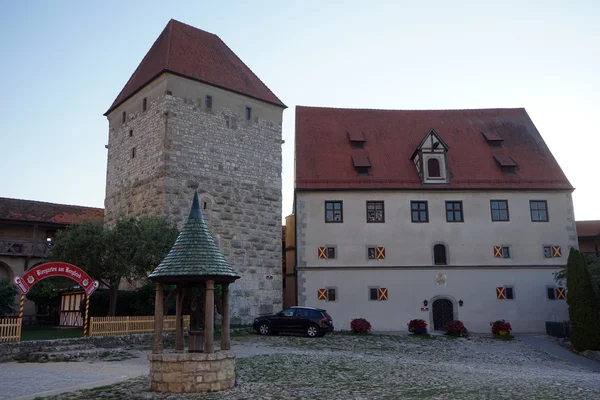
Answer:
(499, 330, 509, 336)
(413, 327, 427, 335)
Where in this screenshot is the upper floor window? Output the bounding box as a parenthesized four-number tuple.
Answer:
(427, 158, 441, 178)
(490, 200, 509, 221)
(411, 201, 428, 222)
(325, 201, 343, 223)
(433, 244, 447, 265)
(496, 286, 514, 300)
(445, 201, 463, 222)
(245, 106, 252, 120)
(366, 201, 384, 223)
(142, 97, 147, 112)
(530, 201, 548, 222)
(205, 95, 213, 110)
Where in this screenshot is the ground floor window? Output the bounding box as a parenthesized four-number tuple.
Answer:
(496, 286, 514, 299)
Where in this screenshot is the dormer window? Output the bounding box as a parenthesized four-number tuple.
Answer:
(493, 155, 518, 174)
(411, 128, 449, 184)
(427, 158, 441, 178)
(482, 131, 504, 148)
(348, 131, 366, 149)
(352, 155, 371, 176)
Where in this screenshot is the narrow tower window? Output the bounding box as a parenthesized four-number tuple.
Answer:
(143, 98, 147, 112)
(122, 111, 126, 124)
(434, 244, 447, 265)
(131, 147, 136, 159)
(245, 106, 252, 120)
(205, 95, 213, 110)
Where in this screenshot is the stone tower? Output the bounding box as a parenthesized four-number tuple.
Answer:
(103, 19, 286, 323)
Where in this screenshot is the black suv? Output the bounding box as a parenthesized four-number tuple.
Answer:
(253, 306, 334, 337)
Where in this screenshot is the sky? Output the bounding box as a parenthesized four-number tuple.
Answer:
(1, 0, 599, 222)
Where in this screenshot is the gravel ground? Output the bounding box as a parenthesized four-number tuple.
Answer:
(32, 333, 600, 400)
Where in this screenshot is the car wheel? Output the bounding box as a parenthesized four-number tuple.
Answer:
(258, 322, 271, 336)
(306, 324, 319, 338)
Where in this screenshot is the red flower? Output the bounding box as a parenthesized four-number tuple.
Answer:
(350, 318, 372, 333)
(491, 319, 512, 335)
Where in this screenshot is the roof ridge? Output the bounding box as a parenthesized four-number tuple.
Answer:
(165, 19, 174, 69)
(296, 105, 527, 112)
(0, 197, 104, 211)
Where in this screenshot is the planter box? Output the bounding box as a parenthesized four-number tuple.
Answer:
(545, 321, 570, 338)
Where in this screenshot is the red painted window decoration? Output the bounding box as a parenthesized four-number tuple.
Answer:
(318, 247, 327, 259)
(496, 286, 514, 300)
(376, 246, 386, 260)
(552, 245, 562, 257)
(427, 158, 441, 177)
(317, 288, 327, 300)
(556, 287, 566, 300)
(377, 287, 388, 301)
(494, 246, 510, 258)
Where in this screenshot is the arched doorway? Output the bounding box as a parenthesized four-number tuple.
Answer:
(432, 298, 454, 330)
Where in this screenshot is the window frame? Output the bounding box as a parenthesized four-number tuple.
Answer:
(530, 200, 549, 222)
(445, 201, 464, 222)
(142, 97, 147, 112)
(245, 106, 252, 120)
(205, 95, 213, 110)
(325, 201, 343, 223)
(366, 201, 385, 223)
(427, 158, 441, 178)
(122, 111, 126, 125)
(326, 287, 337, 302)
(411, 201, 429, 223)
(326, 247, 336, 259)
(368, 287, 379, 301)
(496, 286, 515, 300)
(433, 243, 447, 265)
(490, 200, 510, 222)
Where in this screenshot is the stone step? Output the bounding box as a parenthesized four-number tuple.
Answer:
(37, 344, 92, 353)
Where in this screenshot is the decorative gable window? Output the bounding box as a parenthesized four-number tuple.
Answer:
(410, 128, 449, 184)
(351, 155, 371, 176)
(325, 201, 343, 222)
(348, 131, 366, 149)
(366, 201, 384, 222)
(496, 286, 514, 300)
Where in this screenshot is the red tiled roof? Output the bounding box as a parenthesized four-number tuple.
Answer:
(105, 19, 285, 115)
(295, 107, 573, 190)
(576, 221, 600, 238)
(493, 155, 517, 167)
(0, 198, 104, 225)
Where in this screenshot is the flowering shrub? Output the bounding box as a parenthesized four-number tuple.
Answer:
(444, 320, 468, 337)
(350, 318, 372, 333)
(491, 319, 512, 335)
(408, 319, 428, 334)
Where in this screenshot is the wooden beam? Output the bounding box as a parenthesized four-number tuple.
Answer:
(203, 280, 215, 353)
(152, 283, 164, 354)
(220, 283, 230, 350)
(175, 286, 184, 352)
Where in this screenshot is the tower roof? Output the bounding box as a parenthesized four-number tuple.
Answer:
(105, 19, 286, 115)
(148, 192, 240, 284)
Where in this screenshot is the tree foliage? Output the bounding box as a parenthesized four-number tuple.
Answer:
(566, 248, 600, 351)
(50, 216, 179, 316)
(0, 278, 18, 317)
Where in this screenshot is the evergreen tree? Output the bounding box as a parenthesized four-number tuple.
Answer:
(566, 248, 600, 351)
(0, 278, 18, 317)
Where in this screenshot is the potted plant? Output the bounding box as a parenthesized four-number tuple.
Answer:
(350, 318, 372, 334)
(408, 319, 428, 334)
(491, 319, 512, 336)
(444, 320, 469, 337)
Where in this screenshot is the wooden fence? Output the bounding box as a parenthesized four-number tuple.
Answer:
(89, 315, 190, 337)
(0, 317, 22, 342)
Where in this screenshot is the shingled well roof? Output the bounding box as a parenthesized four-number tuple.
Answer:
(105, 19, 285, 115)
(295, 106, 573, 191)
(148, 192, 240, 283)
(0, 197, 104, 225)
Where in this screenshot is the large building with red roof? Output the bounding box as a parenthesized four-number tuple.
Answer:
(0, 197, 103, 318)
(103, 20, 286, 323)
(293, 106, 575, 333)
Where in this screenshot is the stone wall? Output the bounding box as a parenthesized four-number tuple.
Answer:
(149, 351, 235, 393)
(104, 75, 284, 324)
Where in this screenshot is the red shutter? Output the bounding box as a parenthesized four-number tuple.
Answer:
(493, 246, 503, 258)
(318, 247, 327, 259)
(376, 246, 386, 259)
(378, 287, 388, 300)
(496, 287, 506, 299)
(317, 288, 327, 300)
(552, 246, 562, 257)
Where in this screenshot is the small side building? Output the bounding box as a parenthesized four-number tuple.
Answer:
(576, 220, 600, 264)
(0, 197, 103, 319)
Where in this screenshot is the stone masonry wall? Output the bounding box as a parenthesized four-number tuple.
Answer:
(104, 75, 284, 324)
(163, 87, 283, 324)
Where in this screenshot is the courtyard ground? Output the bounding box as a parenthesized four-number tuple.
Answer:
(3, 332, 600, 400)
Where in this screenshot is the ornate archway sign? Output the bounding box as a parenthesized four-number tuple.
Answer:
(13, 262, 99, 337)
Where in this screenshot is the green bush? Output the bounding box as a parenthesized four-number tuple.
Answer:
(566, 248, 600, 351)
(85, 283, 176, 317)
(0, 278, 18, 317)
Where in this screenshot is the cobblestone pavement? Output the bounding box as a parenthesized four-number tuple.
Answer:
(19, 333, 600, 400)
